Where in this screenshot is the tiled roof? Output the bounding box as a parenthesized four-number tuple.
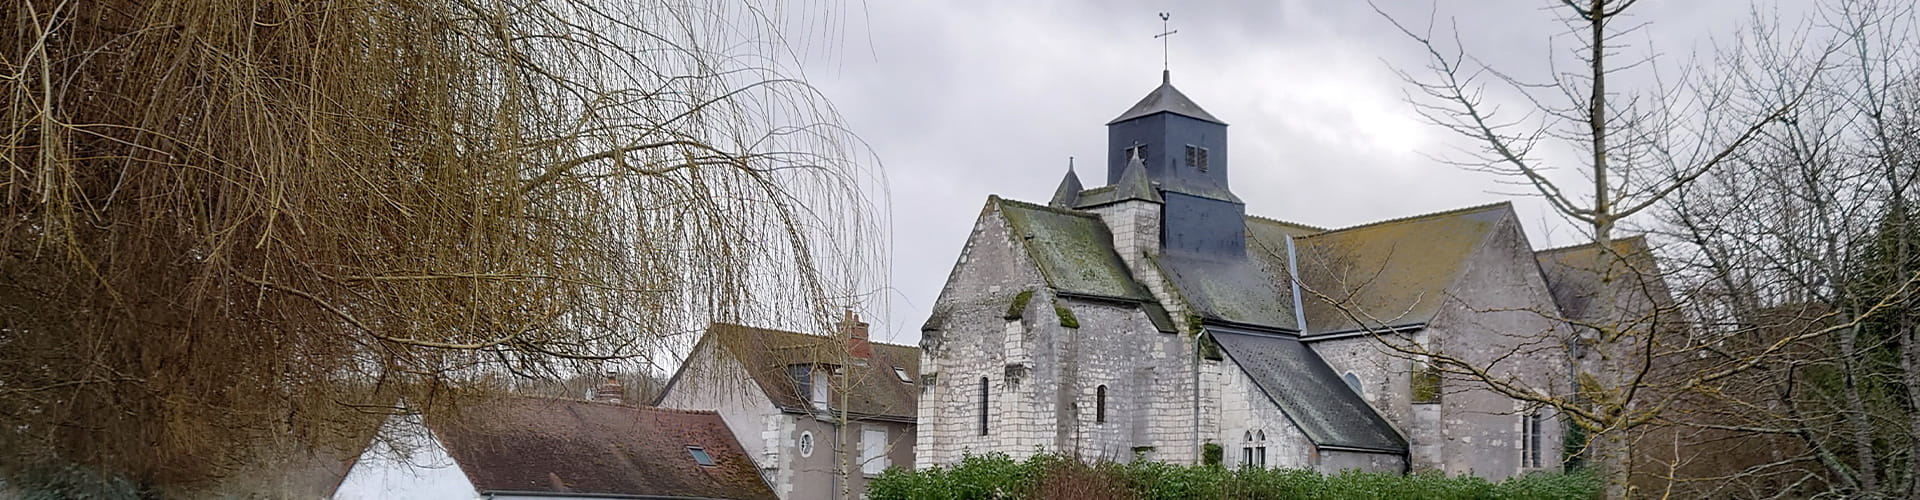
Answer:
(1283, 203, 1513, 335)
(1211, 327, 1407, 453)
(1535, 235, 1669, 326)
(695, 323, 921, 420)
(996, 198, 1155, 302)
(428, 396, 776, 500)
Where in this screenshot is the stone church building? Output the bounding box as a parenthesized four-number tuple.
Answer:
(915, 71, 1620, 478)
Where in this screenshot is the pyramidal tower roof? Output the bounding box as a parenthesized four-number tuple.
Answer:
(1106, 71, 1225, 125)
(1049, 161, 1084, 208)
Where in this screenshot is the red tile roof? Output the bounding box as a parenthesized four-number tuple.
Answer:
(427, 395, 775, 500)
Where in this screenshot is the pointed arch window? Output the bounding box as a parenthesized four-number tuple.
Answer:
(1241, 429, 1268, 468)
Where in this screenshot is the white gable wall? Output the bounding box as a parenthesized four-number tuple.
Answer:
(332, 414, 479, 500)
(1421, 214, 1571, 478)
(656, 345, 791, 496)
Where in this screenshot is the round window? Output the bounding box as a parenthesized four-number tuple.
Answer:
(798, 431, 815, 458)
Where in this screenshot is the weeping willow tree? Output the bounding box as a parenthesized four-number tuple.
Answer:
(1, 0, 883, 493)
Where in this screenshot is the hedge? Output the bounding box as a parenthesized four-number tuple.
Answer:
(868, 452, 1598, 500)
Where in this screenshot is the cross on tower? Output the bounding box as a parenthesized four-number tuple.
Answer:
(1155, 13, 1178, 76)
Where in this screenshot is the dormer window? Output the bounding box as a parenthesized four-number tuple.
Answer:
(788, 363, 831, 410)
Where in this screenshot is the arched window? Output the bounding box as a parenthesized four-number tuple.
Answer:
(1095, 385, 1108, 423)
(1342, 371, 1365, 398)
(978, 377, 991, 435)
(1242, 429, 1268, 468)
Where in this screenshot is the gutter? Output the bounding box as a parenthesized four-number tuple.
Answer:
(1298, 323, 1426, 343)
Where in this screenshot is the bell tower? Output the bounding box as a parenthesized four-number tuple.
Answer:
(1104, 71, 1246, 257)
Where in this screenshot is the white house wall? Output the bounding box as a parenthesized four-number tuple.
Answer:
(332, 414, 479, 500)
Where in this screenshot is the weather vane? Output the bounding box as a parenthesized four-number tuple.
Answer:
(1155, 12, 1178, 74)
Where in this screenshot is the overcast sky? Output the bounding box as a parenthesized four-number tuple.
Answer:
(790, 1, 1780, 345)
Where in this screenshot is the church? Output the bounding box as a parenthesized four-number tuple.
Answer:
(913, 71, 1624, 478)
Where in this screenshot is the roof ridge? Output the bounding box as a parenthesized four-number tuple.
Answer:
(475, 394, 723, 415)
(1246, 214, 1328, 232)
(1307, 201, 1512, 236)
(1535, 234, 1648, 254)
(993, 195, 1100, 219)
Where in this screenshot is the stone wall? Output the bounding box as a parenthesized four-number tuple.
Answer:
(915, 202, 1052, 466)
(1421, 216, 1572, 479)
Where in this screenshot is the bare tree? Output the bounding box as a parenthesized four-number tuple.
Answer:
(1654, 1, 1920, 497)
(1375, 1, 1828, 496)
(0, 0, 882, 495)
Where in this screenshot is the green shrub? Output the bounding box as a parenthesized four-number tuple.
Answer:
(868, 452, 1601, 500)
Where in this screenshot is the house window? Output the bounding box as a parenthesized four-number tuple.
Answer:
(1241, 429, 1267, 468)
(1185, 145, 1210, 172)
(811, 367, 831, 410)
(798, 431, 815, 458)
(687, 446, 714, 466)
(787, 364, 811, 400)
(861, 427, 890, 475)
(894, 367, 914, 383)
(1342, 371, 1365, 398)
(979, 377, 991, 435)
(1521, 410, 1546, 470)
(1095, 385, 1107, 424)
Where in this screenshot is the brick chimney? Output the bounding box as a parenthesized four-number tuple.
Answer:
(591, 374, 625, 404)
(843, 310, 871, 361)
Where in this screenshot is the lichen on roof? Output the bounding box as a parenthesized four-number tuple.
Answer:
(1280, 202, 1514, 335)
(995, 198, 1153, 302)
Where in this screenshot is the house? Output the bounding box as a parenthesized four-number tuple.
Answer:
(331, 394, 776, 500)
(656, 317, 918, 499)
(914, 70, 1625, 478)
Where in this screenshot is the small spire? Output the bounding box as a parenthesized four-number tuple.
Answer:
(1162, 70, 1170, 86)
(1049, 158, 1084, 208)
(1113, 150, 1161, 204)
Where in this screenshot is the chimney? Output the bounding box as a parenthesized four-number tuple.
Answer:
(843, 310, 872, 361)
(591, 374, 625, 404)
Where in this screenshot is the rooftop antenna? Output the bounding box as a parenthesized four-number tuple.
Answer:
(1155, 12, 1177, 83)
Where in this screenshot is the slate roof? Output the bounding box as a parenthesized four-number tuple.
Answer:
(686, 322, 920, 420)
(1156, 250, 1298, 330)
(1282, 203, 1513, 335)
(1108, 72, 1227, 125)
(996, 198, 1154, 302)
(1210, 327, 1408, 453)
(428, 396, 776, 500)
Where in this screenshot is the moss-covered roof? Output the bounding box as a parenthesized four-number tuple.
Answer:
(1535, 235, 1668, 326)
(996, 198, 1154, 302)
(1280, 203, 1513, 335)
